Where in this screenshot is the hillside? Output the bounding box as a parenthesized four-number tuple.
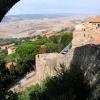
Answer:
(0, 16, 85, 39)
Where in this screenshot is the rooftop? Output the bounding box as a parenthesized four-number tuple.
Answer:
(89, 16, 100, 23)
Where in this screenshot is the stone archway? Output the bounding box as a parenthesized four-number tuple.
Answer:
(0, 0, 20, 22)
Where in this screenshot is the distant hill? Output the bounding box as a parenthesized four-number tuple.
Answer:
(2, 13, 88, 23)
(2, 14, 70, 22)
(0, 14, 86, 39)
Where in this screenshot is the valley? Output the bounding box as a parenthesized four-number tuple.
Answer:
(0, 15, 85, 38)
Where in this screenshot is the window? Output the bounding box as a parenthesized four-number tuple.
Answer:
(98, 24, 100, 27)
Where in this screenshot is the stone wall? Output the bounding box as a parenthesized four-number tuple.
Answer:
(35, 50, 75, 83)
(71, 44, 100, 87)
(36, 53, 65, 80)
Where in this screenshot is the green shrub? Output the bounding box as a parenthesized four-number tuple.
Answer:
(19, 64, 91, 100)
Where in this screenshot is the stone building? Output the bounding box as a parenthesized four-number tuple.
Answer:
(0, 43, 16, 55)
(7, 44, 16, 55)
(75, 24, 86, 31)
(88, 16, 100, 29)
(73, 16, 100, 48)
(75, 16, 100, 31)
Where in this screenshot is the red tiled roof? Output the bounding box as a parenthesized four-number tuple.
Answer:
(89, 16, 100, 23)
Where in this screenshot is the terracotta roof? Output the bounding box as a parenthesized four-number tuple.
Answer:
(89, 16, 100, 23)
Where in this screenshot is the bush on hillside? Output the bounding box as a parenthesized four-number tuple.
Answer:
(19, 64, 91, 100)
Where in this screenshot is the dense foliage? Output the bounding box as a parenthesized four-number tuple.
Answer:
(19, 64, 91, 100)
(0, 32, 99, 100)
(0, 60, 18, 100)
(14, 32, 72, 74)
(0, 37, 34, 46)
(0, 31, 99, 100)
(0, 32, 73, 98)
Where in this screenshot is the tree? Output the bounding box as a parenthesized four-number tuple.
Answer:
(15, 42, 40, 74)
(16, 42, 40, 62)
(0, 91, 18, 100)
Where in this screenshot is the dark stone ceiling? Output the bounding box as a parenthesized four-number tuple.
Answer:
(0, 0, 20, 22)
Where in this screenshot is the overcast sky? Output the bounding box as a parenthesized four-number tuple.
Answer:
(7, 0, 100, 15)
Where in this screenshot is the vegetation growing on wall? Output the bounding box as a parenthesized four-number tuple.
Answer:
(18, 64, 91, 100)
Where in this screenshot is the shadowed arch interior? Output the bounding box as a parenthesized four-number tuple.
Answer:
(0, 0, 20, 22)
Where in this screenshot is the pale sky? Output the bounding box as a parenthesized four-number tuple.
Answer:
(7, 0, 100, 15)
